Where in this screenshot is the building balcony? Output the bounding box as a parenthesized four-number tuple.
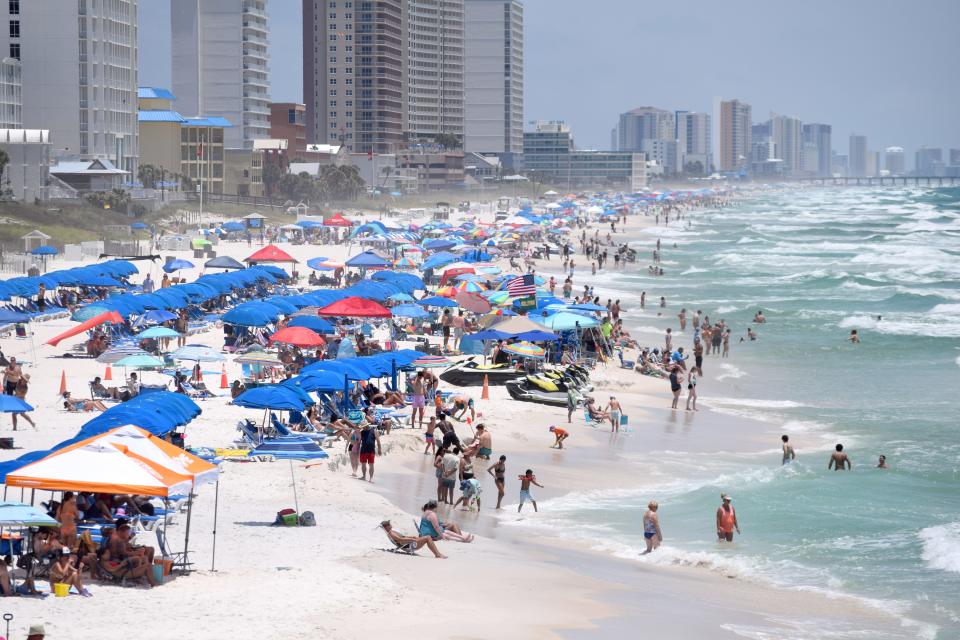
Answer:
(242, 34, 269, 47)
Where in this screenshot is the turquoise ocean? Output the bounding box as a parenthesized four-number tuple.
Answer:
(519, 187, 960, 638)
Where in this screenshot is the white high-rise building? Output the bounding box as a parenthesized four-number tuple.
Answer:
(675, 110, 711, 174)
(464, 0, 523, 166)
(172, 0, 270, 149)
(0, 0, 139, 172)
(884, 146, 905, 176)
(407, 0, 464, 142)
(770, 113, 802, 176)
(0, 57, 20, 129)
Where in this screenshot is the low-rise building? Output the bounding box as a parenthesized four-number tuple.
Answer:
(0, 128, 50, 201)
(49, 159, 128, 192)
(269, 103, 307, 159)
(396, 151, 466, 192)
(224, 148, 264, 197)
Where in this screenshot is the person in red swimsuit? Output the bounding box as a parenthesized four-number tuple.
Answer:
(716, 494, 740, 542)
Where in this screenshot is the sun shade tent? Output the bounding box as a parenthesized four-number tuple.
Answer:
(317, 297, 391, 318)
(323, 213, 353, 227)
(233, 385, 313, 411)
(222, 301, 282, 327)
(46, 310, 125, 346)
(285, 315, 335, 333)
(390, 303, 431, 318)
(345, 250, 390, 268)
(204, 255, 245, 270)
(244, 244, 298, 264)
(538, 312, 600, 331)
(162, 259, 195, 273)
(171, 344, 226, 362)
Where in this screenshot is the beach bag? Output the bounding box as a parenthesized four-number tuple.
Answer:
(273, 508, 299, 527)
(299, 511, 316, 527)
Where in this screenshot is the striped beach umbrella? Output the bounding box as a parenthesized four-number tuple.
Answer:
(411, 355, 451, 368)
(435, 285, 458, 298)
(502, 341, 546, 359)
(456, 281, 486, 293)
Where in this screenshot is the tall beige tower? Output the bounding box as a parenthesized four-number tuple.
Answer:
(407, 0, 464, 143)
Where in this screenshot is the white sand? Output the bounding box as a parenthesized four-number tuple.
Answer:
(0, 210, 910, 639)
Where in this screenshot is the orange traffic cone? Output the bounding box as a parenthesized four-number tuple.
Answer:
(104, 364, 113, 381)
(481, 374, 489, 400)
(59, 370, 67, 396)
(220, 364, 229, 389)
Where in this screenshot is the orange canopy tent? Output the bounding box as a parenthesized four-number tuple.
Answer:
(244, 244, 298, 263)
(46, 310, 124, 347)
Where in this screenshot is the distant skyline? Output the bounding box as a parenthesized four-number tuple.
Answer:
(140, 0, 960, 164)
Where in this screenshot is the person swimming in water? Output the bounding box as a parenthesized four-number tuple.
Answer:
(877, 455, 888, 469)
(781, 434, 795, 465)
(848, 329, 860, 343)
(829, 444, 851, 470)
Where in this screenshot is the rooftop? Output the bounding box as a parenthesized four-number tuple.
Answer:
(138, 87, 177, 100)
(138, 110, 188, 123)
(183, 116, 234, 128)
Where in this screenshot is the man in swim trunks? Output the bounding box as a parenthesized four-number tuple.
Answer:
(549, 425, 569, 449)
(607, 396, 622, 433)
(518, 469, 544, 513)
(829, 443, 851, 470)
(475, 424, 492, 459)
(359, 423, 382, 482)
(451, 394, 475, 422)
(781, 434, 795, 465)
(423, 416, 437, 455)
(410, 371, 426, 428)
(716, 494, 739, 542)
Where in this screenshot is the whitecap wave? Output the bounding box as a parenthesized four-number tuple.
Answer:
(715, 363, 747, 381)
(919, 523, 960, 574)
(704, 397, 806, 409)
(716, 305, 739, 314)
(681, 266, 708, 275)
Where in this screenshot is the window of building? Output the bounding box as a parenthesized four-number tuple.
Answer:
(345, 78, 352, 85)
(8, 42, 18, 60)
(345, 45, 353, 52)
(345, 122, 352, 129)
(330, 133, 338, 140)
(329, 100, 336, 107)
(345, 67, 353, 74)
(345, 89, 353, 96)
(8, 1, 19, 15)
(329, 13, 336, 19)
(329, 45, 337, 52)
(328, 34, 337, 41)
(345, 111, 352, 118)
(344, 34, 352, 41)
(288, 108, 297, 124)
(345, 56, 353, 63)
(8, 20, 19, 38)
(345, 100, 353, 107)
(329, 67, 337, 75)
(329, 56, 336, 63)
(330, 111, 337, 118)
(329, 89, 337, 96)
(329, 78, 336, 85)
(329, 24, 336, 30)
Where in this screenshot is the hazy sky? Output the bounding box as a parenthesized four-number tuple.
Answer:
(141, 0, 960, 162)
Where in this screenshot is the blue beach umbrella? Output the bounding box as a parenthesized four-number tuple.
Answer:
(30, 245, 58, 256)
(247, 435, 329, 460)
(0, 396, 33, 413)
(306, 257, 331, 270)
(171, 344, 226, 362)
(130, 222, 149, 230)
(234, 385, 311, 411)
(162, 259, 195, 273)
(141, 309, 178, 324)
(286, 316, 335, 333)
(417, 296, 457, 308)
(70, 305, 111, 322)
(137, 326, 181, 339)
(391, 303, 430, 319)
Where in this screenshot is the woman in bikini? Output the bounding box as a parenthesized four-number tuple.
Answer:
(487, 455, 507, 509)
(56, 492, 80, 549)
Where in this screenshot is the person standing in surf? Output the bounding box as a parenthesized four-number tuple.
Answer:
(781, 435, 796, 464)
(669, 366, 683, 410)
(642, 501, 662, 554)
(716, 494, 740, 542)
(829, 444, 851, 470)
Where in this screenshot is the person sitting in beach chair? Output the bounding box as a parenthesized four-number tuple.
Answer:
(90, 376, 130, 401)
(379, 520, 446, 559)
(100, 524, 156, 587)
(62, 392, 108, 412)
(584, 397, 609, 422)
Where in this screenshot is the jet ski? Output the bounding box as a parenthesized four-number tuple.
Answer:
(439, 358, 521, 386)
(505, 374, 589, 406)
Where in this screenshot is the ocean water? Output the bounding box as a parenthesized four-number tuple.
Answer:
(524, 187, 960, 638)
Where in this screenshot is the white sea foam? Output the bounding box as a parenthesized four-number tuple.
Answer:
(919, 523, 960, 574)
(704, 397, 806, 409)
(715, 363, 747, 381)
(715, 305, 739, 314)
(681, 265, 708, 275)
(838, 315, 960, 338)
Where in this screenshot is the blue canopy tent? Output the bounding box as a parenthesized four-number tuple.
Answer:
(345, 250, 389, 268)
(390, 303, 430, 319)
(417, 296, 457, 308)
(233, 385, 313, 411)
(421, 251, 457, 270)
(286, 316, 335, 333)
(162, 259, 195, 273)
(222, 301, 281, 327)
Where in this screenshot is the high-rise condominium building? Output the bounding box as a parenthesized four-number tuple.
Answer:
(616, 107, 673, 152)
(407, 0, 464, 142)
(848, 134, 867, 177)
(717, 99, 751, 172)
(915, 147, 943, 176)
(171, 0, 270, 150)
(464, 0, 523, 165)
(675, 111, 711, 174)
(0, 56, 20, 129)
(884, 146, 905, 176)
(801, 123, 831, 177)
(303, 0, 406, 153)
(0, 0, 139, 172)
(770, 113, 802, 176)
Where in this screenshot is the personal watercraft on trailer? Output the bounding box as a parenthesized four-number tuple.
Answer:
(439, 358, 522, 386)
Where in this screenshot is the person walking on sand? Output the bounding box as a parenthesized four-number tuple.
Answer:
(669, 366, 683, 410)
(642, 501, 662, 554)
(664, 327, 673, 353)
(410, 371, 426, 428)
(12, 374, 36, 430)
(685, 369, 698, 411)
(359, 423, 382, 482)
(716, 494, 740, 542)
(678, 308, 687, 331)
(607, 396, 623, 432)
(549, 425, 569, 449)
(518, 469, 544, 513)
(781, 435, 796, 465)
(423, 416, 437, 455)
(566, 384, 580, 423)
(829, 444, 851, 470)
(3, 356, 22, 395)
(487, 455, 507, 509)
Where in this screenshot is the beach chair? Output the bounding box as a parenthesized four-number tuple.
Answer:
(381, 527, 417, 556)
(616, 349, 635, 369)
(156, 527, 192, 573)
(236, 419, 262, 445)
(584, 408, 604, 425)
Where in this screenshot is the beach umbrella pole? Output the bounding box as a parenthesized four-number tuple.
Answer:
(211, 480, 220, 572)
(289, 459, 300, 516)
(181, 493, 194, 573)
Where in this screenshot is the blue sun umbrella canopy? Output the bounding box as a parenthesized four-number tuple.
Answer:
(387, 292, 415, 303)
(141, 309, 178, 323)
(424, 239, 457, 250)
(538, 312, 599, 331)
(0, 395, 33, 412)
(170, 344, 225, 362)
(222, 221, 246, 232)
(247, 435, 329, 460)
(306, 257, 331, 271)
(417, 296, 457, 308)
(0, 501, 59, 527)
(130, 222, 149, 230)
(284, 370, 344, 393)
(30, 245, 58, 256)
(137, 325, 180, 339)
(390, 303, 430, 318)
(0, 308, 30, 324)
(162, 259, 195, 273)
(233, 385, 312, 411)
(222, 301, 281, 327)
(113, 354, 165, 368)
(568, 303, 607, 312)
(421, 251, 458, 270)
(286, 316, 335, 333)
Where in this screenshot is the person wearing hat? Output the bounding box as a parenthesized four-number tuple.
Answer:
(716, 494, 740, 542)
(49, 547, 91, 597)
(27, 623, 46, 639)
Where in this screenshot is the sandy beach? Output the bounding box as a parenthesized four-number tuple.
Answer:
(0, 205, 917, 639)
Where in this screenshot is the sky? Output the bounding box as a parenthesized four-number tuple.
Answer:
(141, 0, 960, 164)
